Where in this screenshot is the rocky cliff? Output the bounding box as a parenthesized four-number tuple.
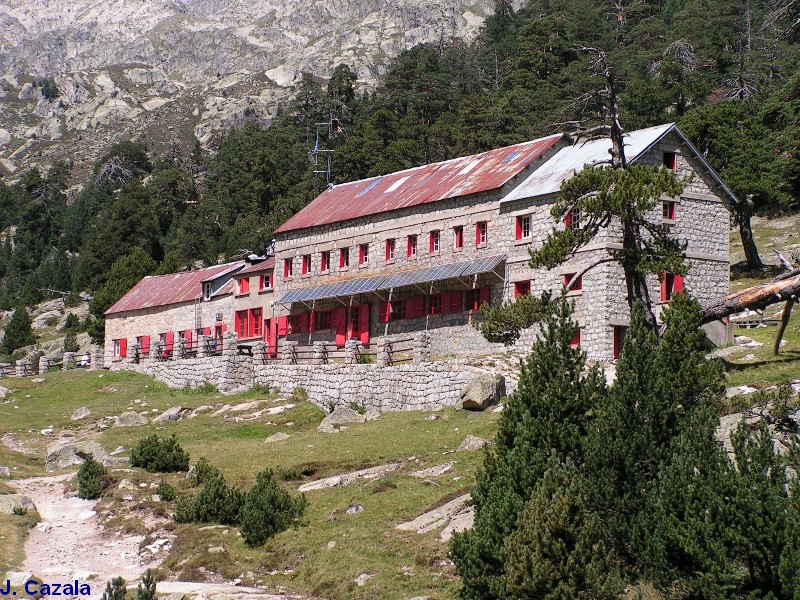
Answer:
(0, 0, 503, 178)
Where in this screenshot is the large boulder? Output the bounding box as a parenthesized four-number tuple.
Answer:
(152, 406, 191, 423)
(459, 375, 506, 411)
(45, 440, 126, 471)
(71, 406, 90, 420)
(317, 406, 379, 433)
(456, 435, 494, 452)
(114, 411, 149, 427)
(0, 494, 36, 515)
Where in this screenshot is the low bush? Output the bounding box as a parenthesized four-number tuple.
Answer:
(190, 456, 220, 486)
(130, 434, 190, 472)
(278, 466, 302, 481)
(156, 480, 175, 501)
(239, 469, 308, 547)
(192, 473, 243, 525)
(77, 454, 107, 500)
(173, 496, 194, 523)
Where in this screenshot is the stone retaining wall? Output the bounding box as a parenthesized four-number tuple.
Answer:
(254, 361, 478, 412)
(120, 355, 252, 393)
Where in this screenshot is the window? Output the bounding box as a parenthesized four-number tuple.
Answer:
(359, 243, 369, 265)
(289, 314, 303, 333)
(113, 339, 126, 358)
(284, 258, 293, 279)
(663, 151, 677, 170)
(316, 310, 332, 330)
(566, 207, 581, 229)
(662, 200, 676, 221)
(515, 215, 531, 240)
(564, 273, 582, 292)
(302, 254, 312, 275)
(571, 329, 581, 348)
(428, 294, 442, 315)
(390, 299, 407, 321)
(660, 272, 684, 302)
(429, 230, 440, 254)
(613, 326, 627, 360)
(453, 225, 464, 250)
(136, 336, 150, 354)
(340, 247, 350, 269)
(385, 238, 396, 261)
(259, 273, 273, 290)
(237, 277, 249, 294)
(252, 308, 262, 337)
(320, 251, 330, 273)
(476, 221, 487, 246)
(235, 310, 248, 338)
(203, 283, 212, 300)
(514, 281, 530, 298)
(407, 235, 418, 258)
(465, 289, 483, 311)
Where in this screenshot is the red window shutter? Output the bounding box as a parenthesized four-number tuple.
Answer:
(299, 312, 309, 334)
(277, 316, 288, 336)
(565, 212, 572, 228)
(220, 324, 227, 333)
(669, 202, 676, 220)
(165, 332, 174, 352)
(674, 274, 684, 293)
(439, 291, 451, 314)
(479, 287, 490, 306)
(202, 327, 211, 336)
(429, 232, 434, 253)
(119, 338, 127, 358)
(571, 329, 580, 348)
(333, 307, 347, 347)
(141, 336, 150, 354)
(661, 273, 668, 302)
(385, 240, 390, 261)
(407, 296, 423, 319)
(450, 291, 463, 313)
(339, 250, 345, 268)
(184, 330, 193, 347)
(475, 223, 481, 245)
(234, 311, 241, 335)
(267, 319, 278, 355)
(378, 301, 391, 323)
(515, 217, 522, 240)
(358, 304, 370, 344)
(407, 237, 412, 257)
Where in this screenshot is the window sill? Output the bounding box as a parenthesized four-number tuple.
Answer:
(339, 266, 349, 272)
(320, 269, 330, 275)
(476, 243, 488, 249)
(453, 247, 463, 253)
(258, 289, 274, 295)
(385, 259, 396, 265)
(566, 290, 583, 297)
(514, 237, 532, 246)
(235, 293, 249, 298)
(358, 263, 369, 269)
(662, 218, 676, 226)
(430, 251, 441, 256)
(301, 273, 312, 278)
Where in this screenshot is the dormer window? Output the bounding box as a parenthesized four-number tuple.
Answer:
(663, 151, 677, 170)
(203, 283, 212, 300)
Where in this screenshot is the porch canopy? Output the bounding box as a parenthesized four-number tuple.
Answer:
(276, 254, 506, 306)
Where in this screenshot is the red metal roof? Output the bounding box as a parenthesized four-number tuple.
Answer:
(235, 256, 275, 277)
(274, 134, 564, 234)
(105, 262, 243, 315)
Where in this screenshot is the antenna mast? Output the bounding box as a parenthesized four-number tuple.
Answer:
(310, 109, 336, 196)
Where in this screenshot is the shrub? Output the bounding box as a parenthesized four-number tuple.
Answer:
(173, 495, 194, 523)
(62, 312, 80, 330)
(63, 330, 79, 353)
(12, 505, 27, 516)
(239, 469, 308, 547)
(192, 473, 243, 525)
(130, 434, 190, 472)
(156, 480, 175, 501)
(77, 455, 107, 500)
(101, 576, 126, 600)
(137, 569, 156, 600)
(278, 466, 302, 481)
(190, 457, 220, 486)
(2, 305, 36, 355)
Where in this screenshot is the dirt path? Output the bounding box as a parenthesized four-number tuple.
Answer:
(11, 474, 147, 585)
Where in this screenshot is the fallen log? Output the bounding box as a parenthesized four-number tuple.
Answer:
(701, 269, 800, 324)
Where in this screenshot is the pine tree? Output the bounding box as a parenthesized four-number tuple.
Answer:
(2, 304, 36, 355)
(239, 469, 308, 547)
(101, 576, 126, 600)
(136, 569, 156, 600)
(63, 330, 79, 353)
(450, 293, 606, 598)
(503, 456, 622, 599)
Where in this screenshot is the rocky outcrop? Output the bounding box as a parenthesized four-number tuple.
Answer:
(114, 412, 149, 427)
(395, 493, 474, 541)
(317, 406, 380, 433)
(0, 494, 36, 514)
(297, 463, 402, 492)
(70, 407, 90, 421)
(45, 440, 127, 471)
(152, 406, 192, 423)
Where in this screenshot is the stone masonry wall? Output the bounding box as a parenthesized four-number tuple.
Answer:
(254, 361, 477, 412)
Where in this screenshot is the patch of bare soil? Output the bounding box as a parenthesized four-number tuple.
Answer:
(11, 474, 152, 583)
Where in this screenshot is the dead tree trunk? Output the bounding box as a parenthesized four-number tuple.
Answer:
(701, 268, 800, 324)
(734, 200, 763, 269)
(774, 299, 795, 355)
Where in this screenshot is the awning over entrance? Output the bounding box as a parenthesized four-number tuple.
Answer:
(277, 254, 506, 305)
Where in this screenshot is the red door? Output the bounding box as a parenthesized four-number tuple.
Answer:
(349, 303, 370, 344)
(613, 326, 627, 360)
(333, 307, 347, 347)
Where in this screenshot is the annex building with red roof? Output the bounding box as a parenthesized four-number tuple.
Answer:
(105, 123, 734, 365)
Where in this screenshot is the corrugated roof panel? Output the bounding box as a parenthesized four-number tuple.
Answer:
(105, 262, 243, 315)
(236, 256, 276, 277)
(274, 134, 563, 234)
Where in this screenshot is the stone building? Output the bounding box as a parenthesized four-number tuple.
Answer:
(232, 256, 276, 353)
(103, 261, 244, 366)
(270, 123, 734, 360)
